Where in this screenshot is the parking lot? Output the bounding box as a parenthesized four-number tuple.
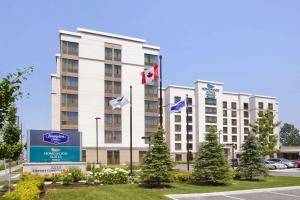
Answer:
(166, 186, 300, 200)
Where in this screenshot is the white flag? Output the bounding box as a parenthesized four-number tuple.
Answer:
(109, 95, 129, 109)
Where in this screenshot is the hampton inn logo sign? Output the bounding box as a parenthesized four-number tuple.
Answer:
(202, 83, 219, 99)
(43, 132, 69, 145)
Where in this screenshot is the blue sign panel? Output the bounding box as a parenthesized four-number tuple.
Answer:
(30, 146, 80, 162)
(28, 130, 81, 163)
(43, 132, 69, 145)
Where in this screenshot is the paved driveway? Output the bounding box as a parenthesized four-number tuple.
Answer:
(166, 186, 300, 200)
(268, 168, 300, 177)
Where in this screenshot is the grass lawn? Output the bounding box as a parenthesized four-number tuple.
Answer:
(45, 176, 300, 200)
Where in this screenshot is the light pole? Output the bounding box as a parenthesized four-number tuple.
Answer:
(130, 85, 133, 176)
(186, 94, 190, 172)
(95, 117, 101, 165)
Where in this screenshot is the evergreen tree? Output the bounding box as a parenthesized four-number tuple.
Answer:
(280, 123, 300, 146)
(192, 128, 231, 185)
(236, 133, 266, 180)
(140, 127, 173, 187)
(251, 110, 279, 157)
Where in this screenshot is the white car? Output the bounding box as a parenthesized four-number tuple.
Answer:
(264, 161, 287, 169)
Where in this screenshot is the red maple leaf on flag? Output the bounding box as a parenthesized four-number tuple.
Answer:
(147, 72, 153, 78)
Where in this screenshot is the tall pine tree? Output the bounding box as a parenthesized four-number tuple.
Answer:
(140, 127, 173, 187)
(236, 133, 266, 180)
(192, 128, 231, 185)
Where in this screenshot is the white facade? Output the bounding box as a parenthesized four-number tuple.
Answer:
(164, 80, 279, 161)
(52, 28, 279, 164)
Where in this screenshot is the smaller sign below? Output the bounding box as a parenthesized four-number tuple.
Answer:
(23, 162, 86, 175)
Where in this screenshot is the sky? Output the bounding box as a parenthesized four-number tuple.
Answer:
(0, 0, 299, 133)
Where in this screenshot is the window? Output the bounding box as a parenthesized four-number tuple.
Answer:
(175, 134, 181, 141)
(231, 119, 237, 126)
(186, 143, 193, 150)
(244, 128, 249, 134)
(113, 49, 121, 61)
(268, 103, 273, 110)
(223, 127, 228, 133)
(175, 154, 182, 161)
(105, 131, 121, 143)
(223, 110, 227, 117)
(258, 110, 264, 117)
(114, 82, 121, 94)
(187, 107, 192, 114)
(61, 94, 78, 107)
(243, 103, 249, 110)
(244, 136, 248, 141)
(105, 97, 113, 108)
(62, 59, 78, 73)
(174, 96, 181, 104)
(231, 111, 237, 118)
(244, 119, 249, 126)
(186, 134, 193, 141)
(82, 150, 86, 162)
(145, 85, 158, 97)
(232, 127, 237, 134)
(105, 114, 121, 125)
(223, 118, 228, 125)
(105, 81, 113, 93)
(145, 116, 158, 126)
(62, 76, 78, 90)
(231, 102, 237, 109)
(105, 64, 113, 76)
(61, 111, 78, 125)
(187, 98, 193, 106)
(62, 41, 78, 56)
(175, 143, 181, 150)
(105, 81, 121, 94)
(186, 116, 193, 123)
(114, 65, 121, 77)
(258, 102, 264, 109)
(205, 107, 217, 114)
(223, 101, 227, 109)
(232, 136, 237, 142)
(244, 111, 249, 118)
(145, 101, 158, 112)
(205, 98, 217, 105)
(107, 150, 120, 165)
(206, 125, 217, 132)
(187, 125, 193, 132)
(144, 54, 158, 66)
(175, 124, 181, 132)
(223, 135, 228, 142)
(206, 116, 217, 123)
(139, 151, 147, 164)
(105, 48, 113, 60)
(175, 115, 181, 123)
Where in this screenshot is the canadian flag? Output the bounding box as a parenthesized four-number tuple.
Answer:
(141, 64, 159, 84)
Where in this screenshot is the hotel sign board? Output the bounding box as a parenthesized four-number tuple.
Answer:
(202, 83, 219, 99)
(28, 130, 81, 163)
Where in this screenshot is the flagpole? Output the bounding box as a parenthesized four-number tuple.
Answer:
(130, 85, 133, 176)
(159, 55, 163, 127)
(186, 94, 190, 172)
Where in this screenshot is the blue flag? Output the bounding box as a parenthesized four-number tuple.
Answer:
(170, 100, 186, 113)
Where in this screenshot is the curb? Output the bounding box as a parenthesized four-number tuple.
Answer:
(166, 186, 300, 199)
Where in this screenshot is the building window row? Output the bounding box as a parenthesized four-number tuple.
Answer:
(205, 107, 217, 114)
(105, 81, 121, 94)
(62, 41, 78, 56)
(144, 54, 158, 66)
(61, 111, 78, 125)
(205, 98, 217, 106)
(62, 76, 78, 90)
(105, 64, 121, 77)
(105, 47, 121, 61)
(145, 100, 158, 112)
(61, 94, 78, 107)
(62, 59, 78, 73)
(205, 116, 217, 123)
(105, 114, 122, 125)
(105, 131, 122, 143)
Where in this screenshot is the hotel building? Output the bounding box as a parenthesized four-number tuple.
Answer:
(51, 28, 279, 165)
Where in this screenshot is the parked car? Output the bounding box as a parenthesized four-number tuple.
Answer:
(291, 160, 300, 168)
(264, 160, 287, 169)
(268, 158, 295, 168)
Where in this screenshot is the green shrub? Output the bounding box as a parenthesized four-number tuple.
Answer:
(61, 168, 84, 185)
(94, 168, 128, 184)
(50, 173, 63, 183)
(172, 172, 192, 182)
(6, 179, 43, 200)
(86, 163, 92, 171)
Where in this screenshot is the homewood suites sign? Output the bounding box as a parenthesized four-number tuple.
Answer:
(202, 83, 219, 99)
